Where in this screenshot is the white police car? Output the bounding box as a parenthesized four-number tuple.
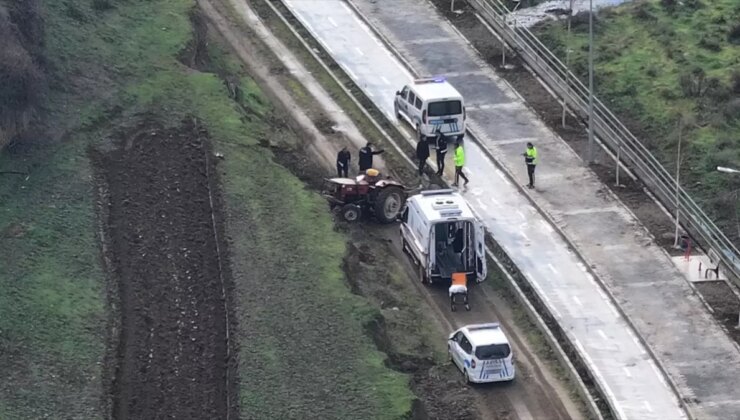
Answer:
(448, 323, 515, 384)
(394, 77, 466, 144)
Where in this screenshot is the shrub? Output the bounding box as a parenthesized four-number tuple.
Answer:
(729, 24, 740, 45)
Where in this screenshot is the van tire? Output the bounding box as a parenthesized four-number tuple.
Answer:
(374, 186, 405, 224)
(464, 369, 472, 385)
(394, 102, 402, 119)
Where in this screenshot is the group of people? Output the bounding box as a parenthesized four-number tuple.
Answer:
(414, 131, 469, 187)
(335, 133, 539, 189)
(335, 142, 385, 177)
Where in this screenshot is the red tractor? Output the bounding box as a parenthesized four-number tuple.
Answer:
(322, 169, 407, 223)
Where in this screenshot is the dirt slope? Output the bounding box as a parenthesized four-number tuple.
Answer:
(97, 121, 236, 419)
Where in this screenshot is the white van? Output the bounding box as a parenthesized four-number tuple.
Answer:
(394, 77, 466, 143)
(399, 189, 486, 284)
(448, 323, 516, 384)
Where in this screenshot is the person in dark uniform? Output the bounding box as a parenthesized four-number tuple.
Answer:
(416, 139, 429, 176)
(359, 142, 384, 172)
(434, 130, 448, 176)
(336, 146, 351, 177)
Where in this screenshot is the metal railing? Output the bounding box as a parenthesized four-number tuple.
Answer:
(466, 0, 740, 283)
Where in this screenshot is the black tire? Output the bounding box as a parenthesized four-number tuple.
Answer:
(394, 102, 402, 119)
(374, 186, 405, 224)
(341, 204, 361, 223)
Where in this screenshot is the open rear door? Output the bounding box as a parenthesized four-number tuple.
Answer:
(475, 221, 487, 283)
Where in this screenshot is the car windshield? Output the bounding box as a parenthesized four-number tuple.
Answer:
(475, 343, 511, 359)
(427, 100, 462, 117)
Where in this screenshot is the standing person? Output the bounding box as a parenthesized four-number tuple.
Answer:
(359, 142, 384, 172)
(522, 142, 538, 189)
(416, 139, 429, 177)
(452, 142, 469, 187)
(336, 146, 351, 178)
(435, 130, 448, 176)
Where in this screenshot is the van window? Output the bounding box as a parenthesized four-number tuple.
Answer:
(400, 86, 409, 100)
(475, 343, 511, 360)
(428, 100, 462, 117)
(460, 336, 473, 354)
(414, 97, 422, 110)
(408, 91, 416, 105)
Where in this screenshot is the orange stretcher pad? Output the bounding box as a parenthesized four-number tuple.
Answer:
(448, 272, 468, 297)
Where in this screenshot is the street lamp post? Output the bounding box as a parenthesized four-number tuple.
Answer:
(716, 166, 740, 328)
(587, 0, 595, 164)
(673, 118, 685, 248)
(562, 0, 574, 128)
(501, 0, 522, 68)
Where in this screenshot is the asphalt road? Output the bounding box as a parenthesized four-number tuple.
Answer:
(280, 0, 688, 418)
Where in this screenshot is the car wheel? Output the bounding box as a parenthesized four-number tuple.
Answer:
(463, 369, 472, 385)
(394, 102, 402, 119)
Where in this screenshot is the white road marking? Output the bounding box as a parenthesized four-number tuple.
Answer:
(520, 232, 530, 242)
(643, 401, 654, 413)
(572, 296, 583, 306)
(354, 47, 364, 56)
(380, 76, 391, 85)
(475, 198, 489, 211)
(540, 219, 554, 232)
(516, 210, 524, 219)
(327, 16, 338, 27)
(344, 66, 358, 81)
(623, 367, 632, 378)
(597, 329, 608, 340)
(547, 263, 558, 274)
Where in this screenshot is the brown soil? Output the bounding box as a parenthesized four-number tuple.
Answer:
(694, 281, 740, 345)
(94, 120, 237, 419)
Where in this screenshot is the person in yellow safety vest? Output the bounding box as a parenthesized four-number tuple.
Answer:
(522, 142, 538, 189)
(452, 142, 469, 187)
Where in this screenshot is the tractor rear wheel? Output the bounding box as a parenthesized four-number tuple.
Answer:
(341, 204, 361, 223)
(374, 186, 404, 224)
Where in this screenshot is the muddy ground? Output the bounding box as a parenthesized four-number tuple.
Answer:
(95, 120, 236, 419)
(426, 0, 740, 347)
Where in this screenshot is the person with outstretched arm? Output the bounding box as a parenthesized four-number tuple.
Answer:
(336, 146, 351, 177)
(452, 142, 469, 187)
(435, 130, 448, 176)
(522, 142, 537, 189)
(359, 142, 384, 172)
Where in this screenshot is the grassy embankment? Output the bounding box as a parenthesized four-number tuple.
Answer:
(534, 0, 740, 240)
(0, 0, 412, 418)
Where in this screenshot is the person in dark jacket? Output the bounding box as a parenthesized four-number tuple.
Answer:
(416, 139, 430, 176)
(434, 131, 448, 176)
(336, 146, 351, 177)
(359, 142, 384, 172)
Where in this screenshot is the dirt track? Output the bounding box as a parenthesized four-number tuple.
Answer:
(98, 121, 235, 419)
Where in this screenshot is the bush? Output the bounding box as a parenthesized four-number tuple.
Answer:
(729, 24, 740, 45)
(91, 0, 114, 12)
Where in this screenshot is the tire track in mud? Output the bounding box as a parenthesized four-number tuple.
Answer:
(96, 121, 236, 420)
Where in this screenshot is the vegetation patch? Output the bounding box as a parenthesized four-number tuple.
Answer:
(534, 0, 740, 241)
(1, 0, 415, 417)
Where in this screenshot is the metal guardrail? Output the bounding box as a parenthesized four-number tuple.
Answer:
(466, 0, 740, 284)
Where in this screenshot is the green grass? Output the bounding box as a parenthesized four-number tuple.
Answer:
(0, 0, 414, 417)
(0, 141, 107, 418)
(222, 142, 413, 419)
(535, 0, 740, 240)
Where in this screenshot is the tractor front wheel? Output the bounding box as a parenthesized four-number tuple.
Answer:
(374, 186, 405, 224)
(341, 204, 362, 223)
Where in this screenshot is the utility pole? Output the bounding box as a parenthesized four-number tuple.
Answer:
(673, 117, 684, 248)
(587, 0, 595, 163)
(562, 0, 574, 128)
(501, 0, 522, 68)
